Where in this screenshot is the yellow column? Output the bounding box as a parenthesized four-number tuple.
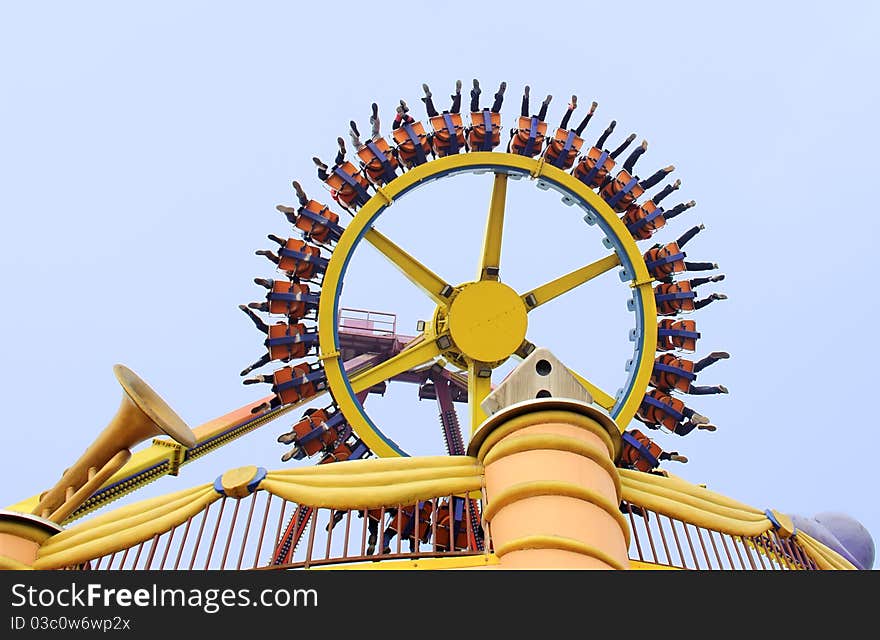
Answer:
(468, 349, 629, 569)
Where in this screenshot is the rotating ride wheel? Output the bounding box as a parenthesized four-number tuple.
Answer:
(242, 83, 719, 560)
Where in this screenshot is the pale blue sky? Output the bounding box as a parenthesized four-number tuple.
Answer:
(1, 1, 877, 567)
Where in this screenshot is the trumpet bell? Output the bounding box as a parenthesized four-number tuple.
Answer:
(32, 364, 197, 522)
(113, 364, 196, 448)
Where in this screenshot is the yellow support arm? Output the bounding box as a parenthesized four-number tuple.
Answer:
(521, 253, 621, 311)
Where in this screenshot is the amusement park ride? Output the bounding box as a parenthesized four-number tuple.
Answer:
(0, 81, 874, 571)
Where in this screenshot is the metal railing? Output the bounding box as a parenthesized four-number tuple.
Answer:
(337, 308, 397, 337)
(621, 501, 818, 570)
(77, 491, 485, 571)
(70, 493, 819, 571)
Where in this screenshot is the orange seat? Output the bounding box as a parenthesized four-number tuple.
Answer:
(277, 239, 325, 279)
(620, 429, 663, 473)
(654, 281, 696, 316)
(544, 128, 584, 169)
(467, 110, 502, 151)
(267, 281, 313, 317)
(391, 120, 431, 168)
(356, 137, 399, 186)
(644, 242, 685, 278)
(432, 499, 470, 551)
(296, 200, 341, 244)
(319, 442, 353, 464)
(322, 160, 371, 208)
(600, 169, 645, 212)
(572, 146, 615, 188)
(266, 322, 309, 361)
(271, 362, 325, 405)
(384, 502, 434, 545)
(637, 389, 686, 432)
(429, 113, 466, 156)
(508, 116, 548, 157)
(287, 411, 337, 457)
(650, 353, 696, 393)
(657, 319, 699, 352)
(622, 200, 666, 240)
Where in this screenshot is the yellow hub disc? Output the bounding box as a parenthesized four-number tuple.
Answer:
(446, 281, 528, 363)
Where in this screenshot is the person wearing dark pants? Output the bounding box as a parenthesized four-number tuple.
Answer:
(559, 95, 599, 135)
(675, 224, 718, 273)
(470, 78, 506, 113)
(519, 85, 552, 119)
(422, 81, 462, 117)
(623, 139, 649, 174)
(392, 100, 415, 130)
(312, 137, 347, 182)
(663, 198, 696, 220)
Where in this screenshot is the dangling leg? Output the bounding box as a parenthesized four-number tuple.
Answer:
(366, 517, 378, 554)
(594, 119, 616, 149)
(253, 277, 274, 290)
(693, 292, 728, 310)
(267, 233, 286, 247)
(249, 397, 281, 414)
(239, 304, 269, 334)
(537, 93, 552, 121)
(469, 78, 481, 112)
(240, 353, 271, 377)
(688, 275, 724, 289)
(664, 199, 695, 220)
(349, 120, 362, 149)
(677, 224, 704, 249)
(687, 383, 729, 395)
(623, 139, 648, 174)
(242, 373, 273, 386)
(370, 102, 380, 139)
(393, 102, 406, 130)
(291, 180, 308, 207)
(574, 101, 598, 136)
(422, 84, 439, 117)
(520, 85, 530, 117)
(684, 261, 719, 272)
(335, 137, 346, 166)
(559, 95, 577, 130)
(609, 132, 637, 160)
(652, 179, 681, 205)
(450, 79, 462, 113)
(490, 81, 506, 113)
(313, 157, 329, 182)
(255, 249, 280, 265)
(639, 165, 675, 190)
(693, 351, 730, 373)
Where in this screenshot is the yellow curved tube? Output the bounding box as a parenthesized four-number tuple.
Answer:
(270, 455, 478, 476)
(483, 480, 629, 546)
(621, 473, 767, 523)
(35, 485, 218, 569)
(622, 469, 765, 514)
(260, 476, 481, 511)
(494, 535, 628, 570)
(476, 410, 617, 461)
(481, 433, 621, 498)
(622, 486, 771, 537)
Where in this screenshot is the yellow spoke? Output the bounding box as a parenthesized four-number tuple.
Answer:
(478, 173, 508, 281)
(364, 228, 453, 306)
(521, 253, 621, 311)
(567, 369, 616, 410)
(468, 361, 493, 435)
(349, 334, 443, 394)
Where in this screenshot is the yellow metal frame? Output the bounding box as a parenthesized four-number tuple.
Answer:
(318, 152, 657, 458)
